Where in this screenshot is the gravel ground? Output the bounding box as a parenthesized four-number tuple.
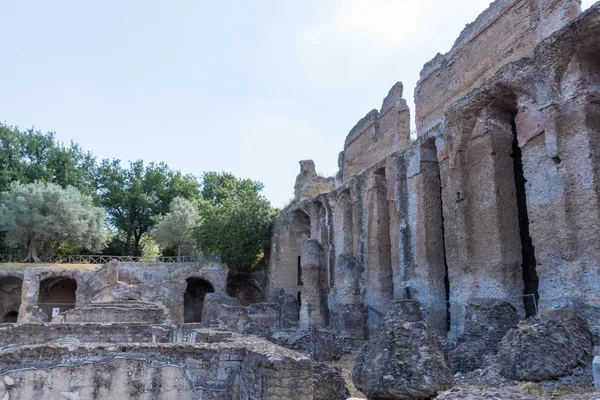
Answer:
(435, 362, 598, 399)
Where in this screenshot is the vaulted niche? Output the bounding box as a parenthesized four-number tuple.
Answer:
(290, 210, 311, 301)
(38, 277, 77, 320)
(0, 277, 22, 323)
(184, 278, 215, 323)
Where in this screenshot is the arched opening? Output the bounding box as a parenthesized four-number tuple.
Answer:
(0, 276, 22, 323)
(184, 278, 215, 323)
(289, 210, 311, 301)
(226, 272, 264, 306)
(38, 277, 77, 320)
(2, 311, 18, 323)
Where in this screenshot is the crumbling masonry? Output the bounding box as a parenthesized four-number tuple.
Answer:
(269, 0, 600, 344)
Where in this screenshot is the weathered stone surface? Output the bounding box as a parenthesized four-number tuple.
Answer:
(269, 2, 600, 346)
(269, 327, 346, 362)
(386, 299, 424, 323)
(201, 292, 242, 328)
(415, 0, 580, 134)
(451, 299, 518, 373)
(312, 361, 349, 400)
(497, 311, 593, 381)
(0, 323, 172, 348)
(311, 327, 344, 362)
(52, 300, 171, 324)
(226, 271, 265, 305)
(294, 160, 335, 201)
(352, 320, 453, 399)
(300, 239, 328, 330)
(0, 333, 313, 399)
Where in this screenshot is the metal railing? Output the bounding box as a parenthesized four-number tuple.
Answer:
(0, 254, 220, 264)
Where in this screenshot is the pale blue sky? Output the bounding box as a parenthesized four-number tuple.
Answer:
(1, 0, 596, 207)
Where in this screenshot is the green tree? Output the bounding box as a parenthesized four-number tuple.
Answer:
(0, 182, 106, 262)
(96, 159, 199, 256)
(195, 172, 275, 271)
(0, 124, 97, 195)
(153, 197, 199, 257)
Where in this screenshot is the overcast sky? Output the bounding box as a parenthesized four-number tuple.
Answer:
(1, 0, 596, 207)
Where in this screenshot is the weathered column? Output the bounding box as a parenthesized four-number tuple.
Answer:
(331, 253, 365, 338)
(18, 269, 42, 323)
(364, 168, 394, 333)
(299, 239, 327, 330)
(405, 139, 449, 336)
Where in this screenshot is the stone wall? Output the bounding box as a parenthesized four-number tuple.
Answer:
(0, 261, 228, 325)
(269, 3, 600, 340)
(294, 160, 335, 201)
(0, 323, 173, 348)
(0, 333, 313, 399)
(338, 82, 410, 183)
(415, 0, 581, 134)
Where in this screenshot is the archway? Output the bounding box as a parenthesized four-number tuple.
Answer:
(290, 210, 311, 301)
(38, 277, 77, 320)
(0, 277, 22, 323)
(226, 272, 264, 306)
(2, 311, 18, 323)
(184, 278, 215, 323)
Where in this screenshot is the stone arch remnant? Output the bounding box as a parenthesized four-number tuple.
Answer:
(38, 277, 77, 320)
(184, 277, 215, 323)
(0, 276, 22, 323)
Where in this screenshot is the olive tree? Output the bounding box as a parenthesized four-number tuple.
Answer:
(153, 197, 199, 257)
(0, 182, 106, 262)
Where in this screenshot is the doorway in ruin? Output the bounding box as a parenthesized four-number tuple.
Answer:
(0, 277, 22, 323)
(289, 210, 311, 301)
(226, 272, 264, 306)
(184, 278, 215, 323)
(38, 277, 77, 320)
(510, 113, 539, 316)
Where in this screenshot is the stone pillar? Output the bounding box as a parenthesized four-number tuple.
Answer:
(18, 269, 42, 323)
(406, 140, 449, 336)
(331, 253, 365, 338)
(299, 239, 327, 330)
(364, 168, 394, 333)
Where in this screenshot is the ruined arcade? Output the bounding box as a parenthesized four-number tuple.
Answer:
(0, 0, 599, 399)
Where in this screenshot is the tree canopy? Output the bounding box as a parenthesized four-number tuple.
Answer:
(195, 172, 276, 271)
(96, 159, 199, 256)
(0, 182, 106, 262)
(153, 197, 199, 255)
(0, 124, 276, 265)
(0, 124, 97, 196)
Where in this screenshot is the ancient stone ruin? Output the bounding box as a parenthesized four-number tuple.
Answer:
(0, 0, 599, 399)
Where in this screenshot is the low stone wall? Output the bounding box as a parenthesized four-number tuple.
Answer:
(0, 333, 313, 399)
(0, 323, 173, 348)
(54, 301, 171, 324)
